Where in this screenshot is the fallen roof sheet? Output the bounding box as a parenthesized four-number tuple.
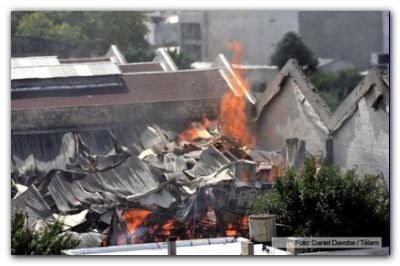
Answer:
(12, 119, 282, 247)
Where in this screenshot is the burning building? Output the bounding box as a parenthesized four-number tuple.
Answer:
(11, 44, 286, 248)
(11, 43, 389, 250)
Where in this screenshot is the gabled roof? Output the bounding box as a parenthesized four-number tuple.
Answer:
(328, 67, 389, 133)
(255, 59, 332, 133)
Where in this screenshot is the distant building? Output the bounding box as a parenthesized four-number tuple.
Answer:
(179, 11, 299, 63)
(317, 58, 356, 73)
(146, 11, 180, 47)
(299, 11, 389, 70)
(176, 11, 389, 70)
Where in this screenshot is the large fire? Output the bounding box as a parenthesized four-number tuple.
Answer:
(218, 41, 255, 148)
(177, 114, 211, 143)
(115, 42, 260, 246)
(112, 208, 249, 245)
(177, 41, 255, 148)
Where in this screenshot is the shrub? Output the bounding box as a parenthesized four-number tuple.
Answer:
(248, 156, 389, 246)
(11, 212, 80, 255)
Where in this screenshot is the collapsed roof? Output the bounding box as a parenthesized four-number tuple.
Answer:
(11, 47, 389, 248)
(11, 47, 282, 247)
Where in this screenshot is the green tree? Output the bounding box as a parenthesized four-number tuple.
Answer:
(11, 212, 80, 255)
(249, 156, 389, 247)
(271, 32, 318, 70)
(167, 48, 195, 69)
(309, 69, 363, 111)
(12, 11, 150, 56)
(15, 12, 87, 45)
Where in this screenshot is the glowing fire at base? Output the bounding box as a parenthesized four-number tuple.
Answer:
(114, 42, 262, 246)
(115, 208, 250, 245)
(177, 114, 212, 143)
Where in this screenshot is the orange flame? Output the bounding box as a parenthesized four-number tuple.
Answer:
(123, 209, 152, 233)
(162, 219, 175, 236)
(177, 126, 201, 143)
(122, 209, 152, 243)
(177, 114, 211, 143)
(225, 224, 237, 237)
(219, 41, 255, 148)
(202, 114, 210, 130)
(119, 208, 250, 245)
(240, 172, 250, 182)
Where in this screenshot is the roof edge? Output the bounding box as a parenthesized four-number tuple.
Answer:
(212, 53, 257, 104)
(255, 59, 332, 129)
(328, 67, 389, 133)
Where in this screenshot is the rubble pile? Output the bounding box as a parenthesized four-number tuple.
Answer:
(11, 118, 302, 248)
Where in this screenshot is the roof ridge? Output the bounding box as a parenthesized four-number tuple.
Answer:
(328, 67, 388, 133)
(255, 59, 331, 130)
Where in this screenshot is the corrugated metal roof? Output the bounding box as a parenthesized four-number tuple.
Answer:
(11, 56, 60, 68)
(11, 62, 121, 80)
(11, 68, 230, 110)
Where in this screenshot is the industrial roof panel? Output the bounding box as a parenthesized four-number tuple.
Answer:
(11, 68, 230, 110)
(11, 56, 60, 68)
(11, 62, 121, 80)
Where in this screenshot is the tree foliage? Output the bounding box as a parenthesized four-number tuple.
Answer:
(249, 156, 389, 246)
(271, 32, 318, 70)
(167, 48, 195, 69)
(11, 212, 80, 255)
(12, 11, 150, 55)
(309, 68, 363, 111)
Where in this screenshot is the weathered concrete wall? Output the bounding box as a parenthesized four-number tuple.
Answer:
(382, 11, 390, 54)
(256, 78, 326, 156)
(154, 22, 180, 46)
(179, 11, 299, 64)
(11, 99, 221, 133)
(299, 11, 385, 70)
(179, 11, 388, 69)
(331, 89, 389, 183)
